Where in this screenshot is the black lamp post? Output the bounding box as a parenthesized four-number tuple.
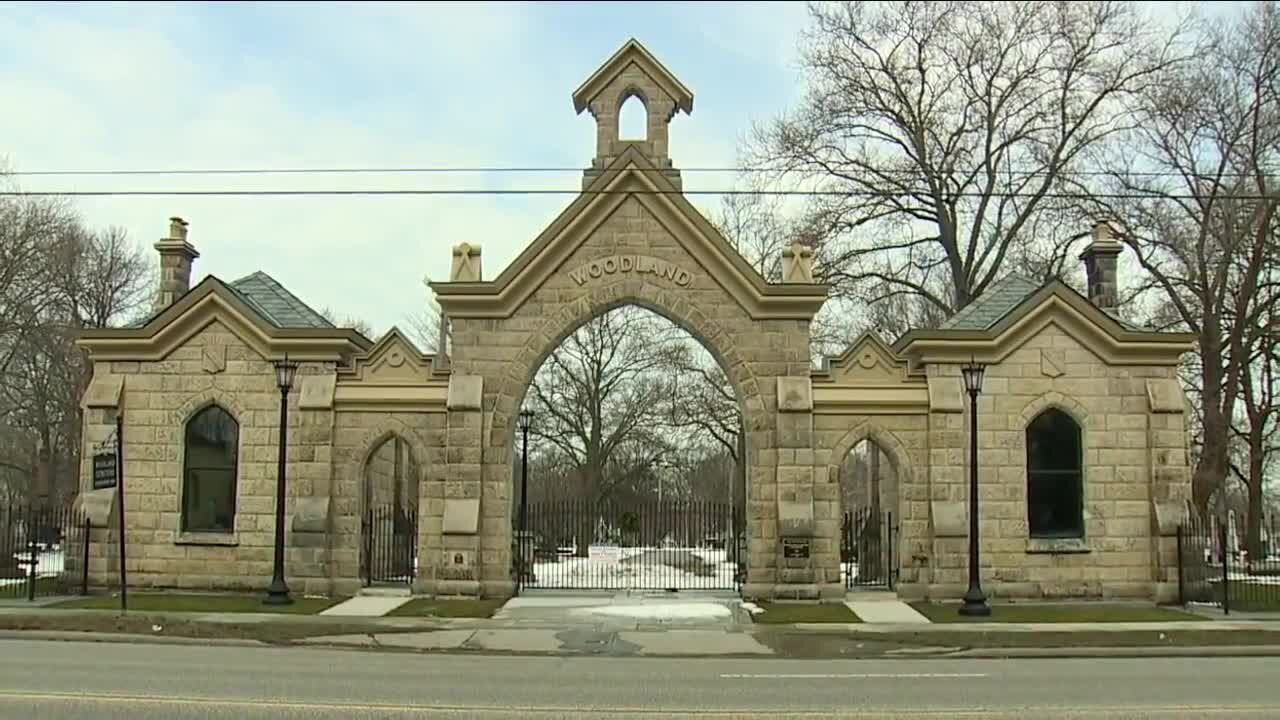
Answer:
(958, 357, 991, 617)
(264, 354, 300, 606)
(517, 409, 535, 589)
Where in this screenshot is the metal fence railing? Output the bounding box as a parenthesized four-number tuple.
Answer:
(1178, 512, 1280, 614)
(515, 499, 740, 592)
(1, 501, 90, 601)
(842, 508, 897, 590)
(361, 504, 417, 587)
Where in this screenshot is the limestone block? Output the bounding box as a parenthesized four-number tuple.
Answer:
(776, 377, 812, 412)
(443, 498, 480, 535)
(82, 374, 124, 409)
(291, 496, 330, 533)
(930, 501, 966, 537)
(1145, 379, 1185, 414)
(76, 489, 117, 526)
(298, 374, 337, 410)
(447, 374, 483, 410)
(927, 375, 963, 413)
(778, 499, 815, 537)
(1151, 500, 1185, 537)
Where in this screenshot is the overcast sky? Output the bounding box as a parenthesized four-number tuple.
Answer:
(0, 1, 1250, 338)
(0, 1, 812, 336)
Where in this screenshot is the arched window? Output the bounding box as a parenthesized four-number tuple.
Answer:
(1026, 408, 1084, 538)
(618, 92, 648, 141)
(182, 405, 239, 533)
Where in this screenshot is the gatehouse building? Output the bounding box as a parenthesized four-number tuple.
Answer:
(74, 40, 1197, 603)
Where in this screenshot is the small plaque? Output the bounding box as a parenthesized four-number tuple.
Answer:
(92, 451, 118, 490)
(782, 539, 809, 559)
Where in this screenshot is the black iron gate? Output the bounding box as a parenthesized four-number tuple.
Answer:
(515, 499, 742, 592)
(842, 508, 896, 589)
(2, 500, 90, 600)
(361, 504, 417, 586)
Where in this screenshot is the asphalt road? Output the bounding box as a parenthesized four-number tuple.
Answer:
(0, 638, 1278, 719)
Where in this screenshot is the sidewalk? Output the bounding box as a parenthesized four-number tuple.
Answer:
(2, 598, 1279, 659)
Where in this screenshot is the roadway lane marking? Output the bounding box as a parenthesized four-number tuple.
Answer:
(0, 691, 1276, 718)
(720, 673, 989, 679)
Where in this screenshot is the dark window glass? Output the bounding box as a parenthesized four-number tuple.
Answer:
(182, 405, 239, 533)
(1026, 408, 1083, 538)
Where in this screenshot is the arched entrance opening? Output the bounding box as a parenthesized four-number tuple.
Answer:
(511, 302, 746, 593)
(839, 437, 900, 590)
(360, 434, 420, 587)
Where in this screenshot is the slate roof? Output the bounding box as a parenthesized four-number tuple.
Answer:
(938, 275, 1043, 331)
(227, 271, 333, 329)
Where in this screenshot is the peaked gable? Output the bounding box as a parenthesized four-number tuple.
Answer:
(78, 276, 370, 362)
(815, 331, 924, 385)
(572, 38, 694, 115)
(430, 146, 828, 320)
(895, 279, 1196, 365)
(340, 326, 441, 384)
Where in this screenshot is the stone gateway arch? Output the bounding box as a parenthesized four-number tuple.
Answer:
(75, 39, 1196, 604)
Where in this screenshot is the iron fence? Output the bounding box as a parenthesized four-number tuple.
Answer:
(515, 499, 740, 592)
(1, 500, 90, 600)
(842, 508, 897, 589)
(1178, 512, 1280, 614)
(362, 504, 417, 586)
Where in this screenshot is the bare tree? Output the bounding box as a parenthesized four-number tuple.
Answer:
(747, 1, 1194, 320)
(1097, 1, 1280, 541)
(318, 306, 375, 339)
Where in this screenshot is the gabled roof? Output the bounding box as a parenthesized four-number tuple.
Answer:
(572, 38, 694, 115)
(228, 271, 333, 329)
(78, 276, 370, 362)
(893, 278, 1196, 366)
(429, 145, 828, 320)
(938, 275, 1042, 331)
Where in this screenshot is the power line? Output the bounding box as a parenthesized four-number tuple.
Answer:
(2, 188, 1275, 200)
(4, 165, 1270, 179)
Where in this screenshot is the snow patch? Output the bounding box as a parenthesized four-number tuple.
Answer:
(740, 601, 765, 615)
(579, 603, 733, 620)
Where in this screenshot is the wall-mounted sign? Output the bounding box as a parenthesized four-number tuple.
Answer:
(92, 450, 118, 490)
(782, 539, 810, 560)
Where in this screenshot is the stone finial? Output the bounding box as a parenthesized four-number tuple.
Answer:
(781, 241, 815, 284)
(449, 243, 482, 282)
(1080, 219, 1124, 315)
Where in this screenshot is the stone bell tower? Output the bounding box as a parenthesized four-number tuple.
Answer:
(572, 39, 694, 189)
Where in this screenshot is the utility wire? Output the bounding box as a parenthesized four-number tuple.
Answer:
(5, 165, 1270, 179)
(1, 188, 1276, 200)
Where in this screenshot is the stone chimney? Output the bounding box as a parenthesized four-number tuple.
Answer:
(1080, 220, 1124, 315)
(153, 216, 199, 313)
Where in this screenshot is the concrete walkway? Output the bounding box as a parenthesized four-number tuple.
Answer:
(844, 598, 931, 624)
(319, 595, 412, 617)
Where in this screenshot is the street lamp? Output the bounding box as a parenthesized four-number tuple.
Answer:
(517, 408, 535, 590)
(958, 357, 991, 617)
(264, 353, 300, 606)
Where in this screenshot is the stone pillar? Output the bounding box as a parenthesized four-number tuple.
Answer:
(1080, 221, 1123, 316)
(152, 217, 198, 314)
(436, 373, 484, 596)
(924, 369, 967, 599)
(1145, 377, 1192, 603)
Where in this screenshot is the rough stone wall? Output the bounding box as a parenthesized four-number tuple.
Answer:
(330, 411, 443, 596)
(447, 196, 816, 599)
(79, 321, 338, 594)
(815, 414, 930, 591)
(925, 324, 1180, 600)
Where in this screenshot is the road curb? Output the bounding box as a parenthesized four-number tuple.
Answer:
(0, 629, 265, 648)
(944, 645, 1280, 659)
